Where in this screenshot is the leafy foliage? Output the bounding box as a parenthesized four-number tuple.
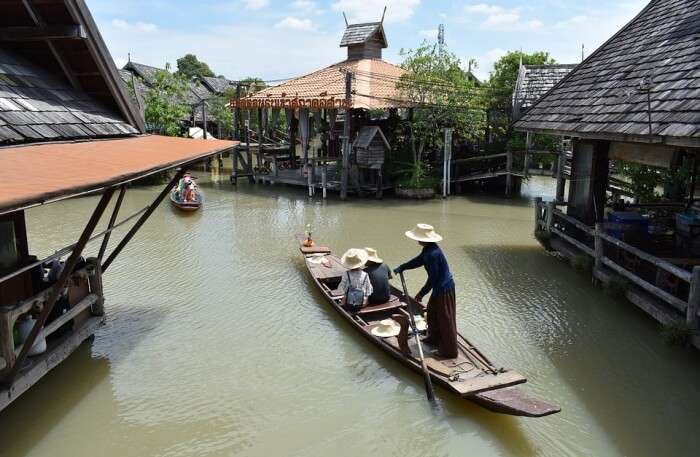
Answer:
(176, 54, 215, 80)
(396, 42, 485, 187)
(614, 161, 692, 203)
(143, 63, 190, 137)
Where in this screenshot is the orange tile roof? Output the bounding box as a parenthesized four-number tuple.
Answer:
(247, 59, 410, 109)
(0, 135, 235, 214)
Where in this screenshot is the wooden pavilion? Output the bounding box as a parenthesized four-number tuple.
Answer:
(232, 18, 410, 198)
(0, 0, 235, 412)
(516, 0, 700, 348)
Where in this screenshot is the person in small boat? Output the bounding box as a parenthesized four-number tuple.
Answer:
(394, 224, 457, 358)
(338, 248, 373, 309)
(363, 247, 392, 305)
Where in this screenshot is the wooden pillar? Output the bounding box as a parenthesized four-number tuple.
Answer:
(245, 111, 253, 183)
(505, 148, 513, 196)
(376, 168, 383, 199)
(340, 71, 352, 200)
(533, 197, 543, 233)
(234, 84, 241, 140)
(86, 257, 105, 316)
(231, 147, 239, 185)
(594, 223, 604, 273)
(322, 163, 327, 199)
(257, 109, 264, 169)
(568, 139, 609, 225)
(202, 102, 208, 140)
(555, 152, 565, 202)
(523, 132, 531, 178)
(545, 201, 555, 232)
(288, 109, 297, 169)
(687, 266, 700, 328)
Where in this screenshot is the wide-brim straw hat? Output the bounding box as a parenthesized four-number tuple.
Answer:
(405, 223, 443, 243)
(306, 253, 327, 265)
(364, 247, 383, 264)
(341, 248, 369, 269)
(413, 315, 427, 332)
(371, 319, 401, 338)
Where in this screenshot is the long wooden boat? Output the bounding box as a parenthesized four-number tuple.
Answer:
(170, 188, 202, 212)
(297, 236, 560, 417)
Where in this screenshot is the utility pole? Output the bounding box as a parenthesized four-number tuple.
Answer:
(340, 71, 352, 200)
(233, 83, 241, 140)
(438, 24, 445, 55)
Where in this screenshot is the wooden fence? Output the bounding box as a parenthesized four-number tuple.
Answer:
(535, 198, 700, 328)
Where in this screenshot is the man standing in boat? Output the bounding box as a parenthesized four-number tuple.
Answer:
(394, 224, 457, 358)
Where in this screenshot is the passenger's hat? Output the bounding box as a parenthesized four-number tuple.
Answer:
(341, 248, 369, 269)
(364, 247, 383, 264)
(405, 223, 443, 243)
(371, 319, 401, 338)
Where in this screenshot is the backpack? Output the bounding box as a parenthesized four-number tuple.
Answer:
(345, 271, 367, 310)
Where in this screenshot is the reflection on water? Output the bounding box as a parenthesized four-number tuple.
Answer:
(1, 175, 699, 457)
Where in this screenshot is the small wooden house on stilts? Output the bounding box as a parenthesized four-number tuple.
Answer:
(515, 0, 700, 349)
(232, 16, 410, 199)
(0, 0, 235, 412)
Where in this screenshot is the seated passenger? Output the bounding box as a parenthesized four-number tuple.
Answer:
(364, 247, 393, 305)
(338, 248, 373, 310)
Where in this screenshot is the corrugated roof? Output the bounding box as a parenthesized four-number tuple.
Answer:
(246, 58, 408, 109)
(0, 135, 235, 213)
(515, 0, 700, 147)
(512, 64, 577, 120)
(340, 22, 387, 48)
(0, 48, 139, 145)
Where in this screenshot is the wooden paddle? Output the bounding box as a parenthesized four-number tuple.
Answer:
(399, 271, 436, 402)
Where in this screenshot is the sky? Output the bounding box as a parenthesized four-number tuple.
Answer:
(87, 0, 649, 82)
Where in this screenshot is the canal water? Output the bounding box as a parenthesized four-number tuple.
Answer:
(1, 174, 699, 457)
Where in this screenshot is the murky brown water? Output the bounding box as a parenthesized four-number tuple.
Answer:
(1, 172, 699, 457)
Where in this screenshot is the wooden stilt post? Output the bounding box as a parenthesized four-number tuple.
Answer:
(376, 168, 383, 199)
(86, 257, 104, 316)
(505, 148, 513, 196)
(442, 129, 448, 198)
(202, 102, 208, 140)
(340, 71, 352, 200)
(231, 146, 239, 185)
(308, 161, 314, 197)
(245, 111, 253, 183)
(555, 152, 565, 202)
(534, 197, 542, 233)
(257, 109, 264, 170)
(546, 201, 555, 232)
(322, 163, 327, 199)
(594, 222, 604, 274)
(687, 266, 700, 329)
(523, 132, 531, 178)
(234, 83, 241, 140)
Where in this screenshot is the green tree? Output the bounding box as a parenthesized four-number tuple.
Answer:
(144, 63, 190, 136)
(176, 54, 215, 80)
(396, 42, 485, 187)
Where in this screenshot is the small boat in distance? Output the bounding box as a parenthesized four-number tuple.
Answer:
(296, 235, 560, 417)
(170, 174, 202, 212)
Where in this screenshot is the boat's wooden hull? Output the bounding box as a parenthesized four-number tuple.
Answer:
(298, 238, 560, 417)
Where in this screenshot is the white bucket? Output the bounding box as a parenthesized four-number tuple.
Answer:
(16, 316, 47, 356)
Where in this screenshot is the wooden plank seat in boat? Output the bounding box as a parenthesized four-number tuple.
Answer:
(322, 287, 404, 315)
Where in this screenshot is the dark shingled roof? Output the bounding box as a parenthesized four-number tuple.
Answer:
(122, 61, 164, 86)
(515, 0, 700, 147)
(0, 48, 138, 144)
(512, 64, 577, 121)
(340, 22, 387, 48)
(200, 76, 236, 95)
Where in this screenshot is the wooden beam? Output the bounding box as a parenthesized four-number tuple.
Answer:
(0, 25, 86, 41)
(102, 170, 185, 272)
(98, 185, 126, 261)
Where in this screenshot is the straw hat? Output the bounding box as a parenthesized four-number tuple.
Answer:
(405, 223, 443, 243)
(306, 253, 327, 265)
(371, 319, 401, 338)
(413, 315, 427, 332)
(341, 248, 369, 269)
(364, 247, 383, 264)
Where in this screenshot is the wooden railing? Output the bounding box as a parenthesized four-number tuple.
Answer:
(534, 198, 700, 328)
